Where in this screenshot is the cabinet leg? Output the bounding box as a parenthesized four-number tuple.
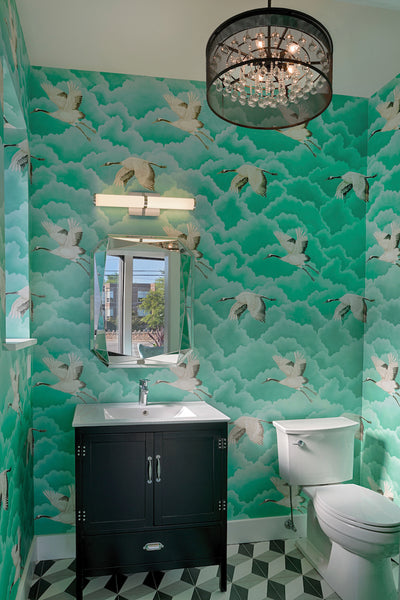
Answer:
(75, 573, 83, 600)
(75, 551, 83, 600)
(219, 560, 227, 592)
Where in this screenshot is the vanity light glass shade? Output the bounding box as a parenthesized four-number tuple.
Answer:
(95, 193, 196, 216)
(206, 5, 333, 130)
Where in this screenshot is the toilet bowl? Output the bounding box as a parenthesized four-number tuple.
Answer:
(273, 418, 400, 600)
(301, 484, 400, 600)
(308, 484, 400, 556)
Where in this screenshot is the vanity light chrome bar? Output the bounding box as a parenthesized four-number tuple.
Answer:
(94, 193, 196, 216)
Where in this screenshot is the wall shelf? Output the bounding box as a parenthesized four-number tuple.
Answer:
(4, 338, 37, 351)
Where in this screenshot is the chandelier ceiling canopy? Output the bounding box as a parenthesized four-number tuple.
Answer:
(206, 2, 333, 130)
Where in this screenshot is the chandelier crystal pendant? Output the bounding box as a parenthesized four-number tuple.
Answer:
(206, 1, 333, 130)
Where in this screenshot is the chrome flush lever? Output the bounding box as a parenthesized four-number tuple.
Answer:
(293, 440, 305, 448)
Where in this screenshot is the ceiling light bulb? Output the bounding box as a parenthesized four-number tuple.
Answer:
(288, 43, 299, 54)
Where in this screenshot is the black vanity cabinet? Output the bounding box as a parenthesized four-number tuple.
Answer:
(74, 419, 228, 600)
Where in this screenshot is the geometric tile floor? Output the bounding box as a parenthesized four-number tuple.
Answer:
(28, 539, 399, 600)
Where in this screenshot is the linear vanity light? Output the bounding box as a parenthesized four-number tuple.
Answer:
(94, 193, 196, 216)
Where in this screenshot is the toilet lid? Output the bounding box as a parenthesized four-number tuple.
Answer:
(314, 484, 400, 529)
(315, 499, 400, 533)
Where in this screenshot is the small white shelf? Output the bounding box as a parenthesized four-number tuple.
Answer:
(4, 338, 37, 351)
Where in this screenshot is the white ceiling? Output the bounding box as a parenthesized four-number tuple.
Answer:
(15, 0, 400, 98)
(338, 0, 400, 7)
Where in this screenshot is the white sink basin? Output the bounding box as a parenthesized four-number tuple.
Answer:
(72, 401, 230, 427)
(104, 404, 197, 421)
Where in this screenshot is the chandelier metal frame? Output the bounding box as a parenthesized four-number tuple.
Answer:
(206, 2, 333, 130)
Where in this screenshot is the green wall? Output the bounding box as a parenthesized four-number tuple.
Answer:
(0, 1, 34, 599)
(362, 75, 400, 500)
(28, 65, 367, 530)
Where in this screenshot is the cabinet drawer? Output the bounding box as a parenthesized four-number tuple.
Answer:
(79, 525, 225, 574)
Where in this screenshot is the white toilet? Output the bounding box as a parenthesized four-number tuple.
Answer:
(273, 416, 400, 600)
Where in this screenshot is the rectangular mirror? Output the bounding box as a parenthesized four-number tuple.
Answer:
(91, 235, 194, 367)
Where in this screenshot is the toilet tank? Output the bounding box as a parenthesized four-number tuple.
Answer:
(273, 417, 358, 486)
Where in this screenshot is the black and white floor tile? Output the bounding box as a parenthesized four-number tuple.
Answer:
(28, 539, 399, 600)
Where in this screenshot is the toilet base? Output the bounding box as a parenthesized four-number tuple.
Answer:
(297, 537, 398, 600)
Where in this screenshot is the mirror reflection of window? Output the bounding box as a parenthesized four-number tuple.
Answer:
(102, 254, 168, 359)
(132, 257, 166, 359)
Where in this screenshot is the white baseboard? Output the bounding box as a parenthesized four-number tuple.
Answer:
(228, 514, 306, 545)
(35, 533, 76, 562)
(31, 515, 306, 562)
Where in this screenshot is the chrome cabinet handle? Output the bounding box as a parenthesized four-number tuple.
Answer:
(143, 542, 164, 551)
(155, 455, 161, 482)
(147, 456, 153, 484)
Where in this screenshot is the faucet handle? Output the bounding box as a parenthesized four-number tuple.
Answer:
(139, 378, 149, 389)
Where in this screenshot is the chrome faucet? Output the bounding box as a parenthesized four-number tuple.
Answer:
(139, 379, 149, 406)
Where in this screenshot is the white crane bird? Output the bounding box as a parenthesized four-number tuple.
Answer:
(277, 122, 320, 156)
(368, 222, 400, 266)
(36, 485, 75, 525)
(9, 362, 21, 416)
(155, 354, 211, 399)
(6, 285, 45, 319)
(265, 228, 319, 281)
(0, 468, 11, 510)
(0, 265, 5, 312)
(370, 85, 400, 138)
(9, 528, 21, 595)
(102, 156, 166, 190)
(154, 92, 213, 149)
(163, 223, 212, 278)
(368, 477, 394, 501)
(34, 218, 90, 275)
(341, 413, 371, 441)
(325, 293, 374, 323)
(4, 138, 45, 182)
(327, 172, 377, 203)
(25, 428, 47, 465)
(263, 352, 316, 403)
(32, 81, 96, 141)
(218, 291, 276, 322)
(34, 353, 97, 403)
(218, 164, 277, 197)
(229, 416, 266, 446)
(261, 476, 305, 511)
(364, 354, 400, 406)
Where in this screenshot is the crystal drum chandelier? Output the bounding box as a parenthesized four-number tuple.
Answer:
(206, 2, 333, 130)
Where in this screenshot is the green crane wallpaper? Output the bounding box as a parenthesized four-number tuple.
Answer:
(28, 63, 368, 532)
(0, 0, 400, 598)
(362, 80, 400, 500)
(0, 1, 34, 599)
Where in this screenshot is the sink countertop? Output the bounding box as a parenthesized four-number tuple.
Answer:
(72, 401, 230, 427)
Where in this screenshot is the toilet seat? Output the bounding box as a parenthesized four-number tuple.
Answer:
(311, 484, 400, 532)
(315, 500, 400, 536)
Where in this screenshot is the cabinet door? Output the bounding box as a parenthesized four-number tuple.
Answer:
(153, 428, 226, 526)
(77, 430, 153, 533)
